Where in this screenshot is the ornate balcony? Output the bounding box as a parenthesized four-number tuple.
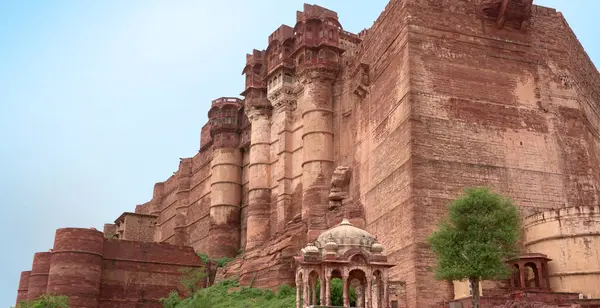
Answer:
(266, 72, 295, 99)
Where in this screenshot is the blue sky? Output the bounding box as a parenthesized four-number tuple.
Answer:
(0, 1, 597, 306)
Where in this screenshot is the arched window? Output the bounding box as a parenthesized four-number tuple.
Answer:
(524, 262, 540, 288)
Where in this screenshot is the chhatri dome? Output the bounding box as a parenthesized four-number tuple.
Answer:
(310, 218, 383, 257)
(295, 218, 393, 308)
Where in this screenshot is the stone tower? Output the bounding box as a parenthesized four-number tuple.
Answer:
(207, 97, 244, 257)
(16, 1, 600, 308)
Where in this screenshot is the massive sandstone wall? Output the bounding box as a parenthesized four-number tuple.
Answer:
(115, 1, 600, 307)
(347, 0, 600, 307)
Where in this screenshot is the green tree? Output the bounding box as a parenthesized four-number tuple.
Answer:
(19, 294, 69, 308)
(428, 187, 521, 308)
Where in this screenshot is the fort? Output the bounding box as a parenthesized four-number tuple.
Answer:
(15, 0, 600, 307)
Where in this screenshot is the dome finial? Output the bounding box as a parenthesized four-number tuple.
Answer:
(340, 218, 351, 225)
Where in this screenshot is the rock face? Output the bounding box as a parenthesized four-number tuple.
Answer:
(16, 1, 600, 308)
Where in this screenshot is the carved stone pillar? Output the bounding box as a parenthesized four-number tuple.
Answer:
(383, 272, 389, 307)
(296, 273, 302, 308)
(366, 275, 372, 308)
(519, 263, 526, 288)
(536, 262, 544, 289)
(356, 283, 364, 308)
(303, 279, 310, 308)
(343, 275, 349, 307)
(320, 268, 326, 305)
(245, 106, 272, 250)
(325, 272, 331, 306)
(311, 278, 317, 305)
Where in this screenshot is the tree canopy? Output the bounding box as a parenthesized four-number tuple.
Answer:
(428, 187, 521, 282)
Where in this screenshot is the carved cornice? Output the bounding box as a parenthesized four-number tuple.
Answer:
(268, 88, 297, 113)
(244, 106, 272, 122)
(297, 66, 339, 84)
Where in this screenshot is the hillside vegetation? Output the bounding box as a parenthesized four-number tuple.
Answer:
(161, 277, 356, 308)
(160, 279, 296, 308)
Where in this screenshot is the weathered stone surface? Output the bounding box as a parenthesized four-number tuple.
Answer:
(18, 228, 204, 308)
(15, 1, 600, 308)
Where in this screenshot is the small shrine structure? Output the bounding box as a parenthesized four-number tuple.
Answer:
(507, 253, 552, 291)
(294, 218, 394, 308)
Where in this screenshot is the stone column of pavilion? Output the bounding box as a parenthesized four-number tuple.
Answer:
(208, 97, 244, 257)
(264, 25, 296, 234)
(174, 158, 192, 246)
(291, 4, 343, 239)
(241, 49, 273, 250)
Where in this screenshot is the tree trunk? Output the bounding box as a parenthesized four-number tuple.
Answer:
(471, 278, 480, 308)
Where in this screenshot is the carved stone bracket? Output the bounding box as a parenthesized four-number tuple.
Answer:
(351, 63, 370, 99)
(329, 166, 351, 210)
(480, 0, 533, 29)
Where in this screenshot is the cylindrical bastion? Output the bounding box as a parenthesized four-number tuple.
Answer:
(27, 252, 51, 300)
(16, 271, 31, 305)
(524, 205, 600, 299)
(46, 228, 104, 308)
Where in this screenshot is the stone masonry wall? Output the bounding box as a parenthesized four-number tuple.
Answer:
(17, 2, 600, 308)
(99, 239, 203, 308)
(398, 0, 600, 307)
(17, 228, 204, 308)
(125, 2, 599, 307)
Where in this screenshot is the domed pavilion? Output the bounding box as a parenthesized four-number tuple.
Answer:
(293, 218, 394, 308)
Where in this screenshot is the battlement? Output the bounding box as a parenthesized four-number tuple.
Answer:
(211, 97, 243, 106)
(296, 3, 339, 25)
(245, 49, 264, 67)
(268, 25, 294, 46)
(524, 205, 600, 227)
(340, 29, 360, 42)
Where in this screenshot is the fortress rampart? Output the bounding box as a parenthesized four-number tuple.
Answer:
(16, 228, 203, 308)
(524, 206, 600, 299)
(15, 1, 600, 307)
